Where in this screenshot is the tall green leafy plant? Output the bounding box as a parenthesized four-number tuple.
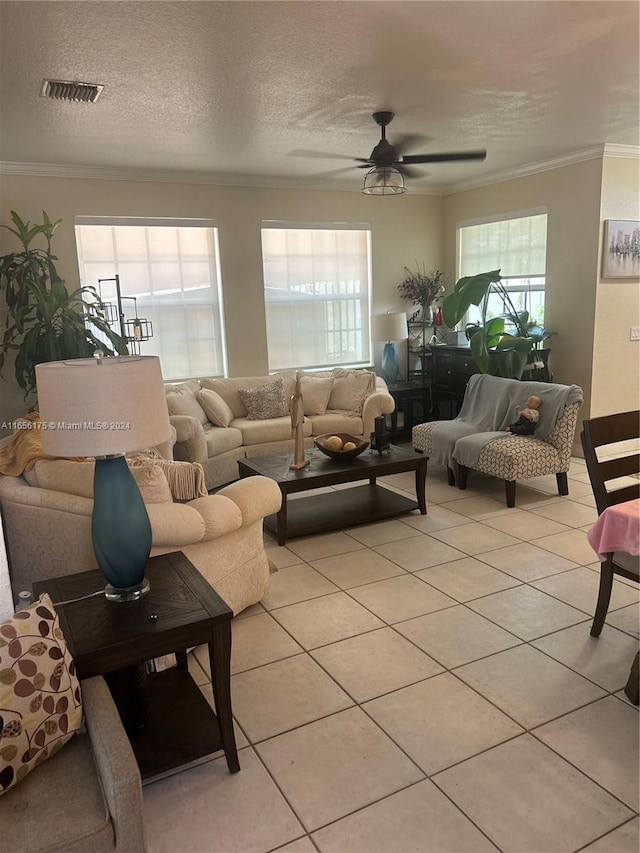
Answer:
(443, 269, 553, 379)
(0, 211, 128, 401)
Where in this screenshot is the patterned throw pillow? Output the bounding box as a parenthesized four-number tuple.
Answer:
(0, 594, 82, 795)
(238, 378, 289, 420)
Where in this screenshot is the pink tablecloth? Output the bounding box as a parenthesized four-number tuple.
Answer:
(587, 498, 640, 561)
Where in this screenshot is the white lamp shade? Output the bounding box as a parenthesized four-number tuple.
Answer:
(36, 356, 171, 457)
(372, 312, 408, 342)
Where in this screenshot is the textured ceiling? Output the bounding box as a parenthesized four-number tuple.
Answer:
(0, 1, 638, 193)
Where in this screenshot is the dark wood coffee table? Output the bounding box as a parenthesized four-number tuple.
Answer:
(33, 551, 239, 782)
(239, 445, 427, 545)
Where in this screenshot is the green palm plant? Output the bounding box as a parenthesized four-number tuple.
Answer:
(443, 269, 553, 379)
(0, 210, 128, 402)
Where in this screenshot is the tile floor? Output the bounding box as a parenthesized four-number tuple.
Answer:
(143, 456, 639, 853)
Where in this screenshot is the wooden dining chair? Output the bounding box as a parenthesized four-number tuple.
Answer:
(581, 410, 640, 637)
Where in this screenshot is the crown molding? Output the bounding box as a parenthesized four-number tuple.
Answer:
(0, 160, 445, 195)
(445, 145, 610, 194)
(2, 144, 637, 195)
(0, 160, 351, 191)
(603, 143, 640, 159)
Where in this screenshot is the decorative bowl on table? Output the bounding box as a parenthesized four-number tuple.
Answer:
(313, 433, 369, 460)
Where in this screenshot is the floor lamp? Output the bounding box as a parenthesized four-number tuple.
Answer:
(35, 354, 172, 601)
(372, 312, 408, 386)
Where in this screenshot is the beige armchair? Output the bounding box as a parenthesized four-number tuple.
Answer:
(1, 675, 146, 853)
(0, 472, 282, 614)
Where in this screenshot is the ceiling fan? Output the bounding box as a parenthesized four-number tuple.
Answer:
(293, 111, 487, 194)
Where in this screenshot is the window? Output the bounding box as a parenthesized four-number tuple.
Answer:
(458, 210, 548, 327)
(75, 217, 226, 381)
(261, 223, 372, 371)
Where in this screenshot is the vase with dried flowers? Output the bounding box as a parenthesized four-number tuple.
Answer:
(397, 265, 448, 324)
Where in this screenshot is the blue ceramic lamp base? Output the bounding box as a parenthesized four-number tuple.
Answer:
(92, 455, 152, 602)
(381, 342, 400, 386)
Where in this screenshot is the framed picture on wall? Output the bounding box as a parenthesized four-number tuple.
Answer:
(602, 220, 640, 278)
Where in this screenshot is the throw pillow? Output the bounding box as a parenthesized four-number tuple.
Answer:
(165, 386, 209, 425)
(329, 369, 376, 413)
(0, 594, 82, 795)
(300, 375, 334, 416)
(196, 388, 234, 428)
(237, 378, 289, 420)
(33, 459, 173, 504)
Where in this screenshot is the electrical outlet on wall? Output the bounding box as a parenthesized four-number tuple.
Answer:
(630, 328, 640, 341)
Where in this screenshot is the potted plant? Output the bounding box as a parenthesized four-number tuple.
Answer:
(0, 211, 129, 403)
(442, 269, 554, 380)
(398, 265, 447, 325)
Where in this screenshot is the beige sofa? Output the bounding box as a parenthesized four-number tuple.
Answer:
(0, 467, 282, 615)
(166, 369, 395, 490)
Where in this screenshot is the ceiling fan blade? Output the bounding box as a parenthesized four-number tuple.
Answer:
(394, 163, 425, 179)
(391, 134, 428, 155)
(402, 149, 487, 164)
(288, 149, 357, 161)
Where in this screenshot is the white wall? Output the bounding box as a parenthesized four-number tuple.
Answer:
(0, 174, 443, 426)
(591, 156, 640, 416)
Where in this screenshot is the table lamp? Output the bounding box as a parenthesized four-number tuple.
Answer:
(372, 312, 408, 386)
(35, 354, 171, 602)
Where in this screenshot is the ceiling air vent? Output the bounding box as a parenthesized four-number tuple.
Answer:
(40, 79, 104, 103)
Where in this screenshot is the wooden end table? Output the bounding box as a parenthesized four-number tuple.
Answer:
(33, 551, 239, 781)
(239, 444, 427, 545)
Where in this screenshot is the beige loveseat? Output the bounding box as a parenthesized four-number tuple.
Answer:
(0, 463, 282, 614)
(166, 369, 395, 490)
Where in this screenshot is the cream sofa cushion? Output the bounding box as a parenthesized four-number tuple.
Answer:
(197, 388, 234, 427)
(34, 459, 173, 504)
(300, 375, 334, 416)
(329, 369, 376, 413)
(309, 412, 364, 436)
(232, 416, 310, 446)
(203, 424, 244, 455)
(166, 385, 208, 425)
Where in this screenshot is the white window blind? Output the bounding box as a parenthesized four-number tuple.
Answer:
(261, 224, 372, 371)
(458, 211, 548, 326)
(458, 212, 547, 280)
(75, 219, 226, 381)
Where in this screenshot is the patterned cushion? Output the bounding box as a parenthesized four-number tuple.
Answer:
(0, 594, 82, 795)
(238, 378, 288, 420)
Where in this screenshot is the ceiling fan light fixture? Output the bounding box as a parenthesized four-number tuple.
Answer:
(362, 166, 406, 196)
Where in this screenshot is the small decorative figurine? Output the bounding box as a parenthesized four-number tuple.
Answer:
(289, 372, 310, 470)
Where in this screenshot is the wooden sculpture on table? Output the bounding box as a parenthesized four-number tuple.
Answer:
(289, 372, 310, 470)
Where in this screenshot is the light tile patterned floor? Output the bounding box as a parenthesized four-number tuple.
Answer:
(143, 456, 639, 853)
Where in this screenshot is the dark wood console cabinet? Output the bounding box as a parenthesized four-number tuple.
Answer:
(429, 346, 478, 418)
(428, 345, 552, 419)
